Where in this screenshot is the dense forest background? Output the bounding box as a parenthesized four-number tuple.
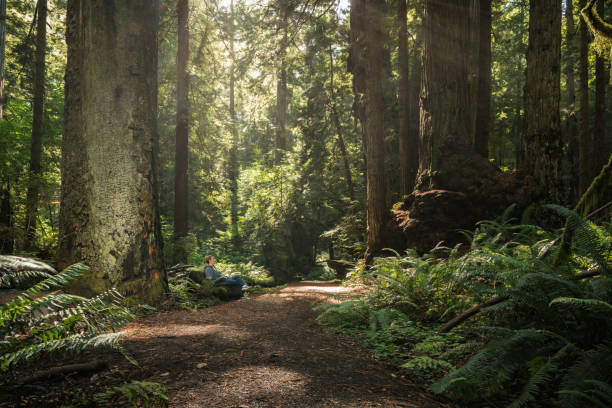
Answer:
(1, 0, 612, 407)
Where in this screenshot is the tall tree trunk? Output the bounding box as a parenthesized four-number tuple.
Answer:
(329, 46, 354, 201)
(523, 0, 563, 204)
(59, 0, 166, 302)
(275, 2, 288, 164)
(398, 0, 417, 196)
(578, 0, 591, 194)
(593, 0, 608, 178)
(565, 0, 579, 204)
(228, 0, 239, 246)
(174, 0, 190, 263)
(474, 0, 491, 159)
(418, 0, 472, 182)
(349, 0, 367, 199)
(0, 0, 6, 119)
(25, 0, 47, 250)
(364, 0, 387, 260)
(0, 177, 12, 253)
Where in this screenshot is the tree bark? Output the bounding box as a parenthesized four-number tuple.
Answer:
(578, 0, 591, 195)
(565, 0, 579, 205)
(174, 0, 190, 263)
(418, 0, 472, 184)
(228, 0, 239, 246)
(59, 0, 167, 303)
(275, 1, 289, 164)
(0, 177, 12, 253)
(474, 0, 491, 159)
(329, 46, 354, 201)
(25, 0, 47, 249)
(349, 0, 367, 197)
(0, 0, 6, 119)
(364, 0, 387, 260)
(523, 0, 563, 204)
(398, 0, 417, 196)
(593, 0, 608, 179)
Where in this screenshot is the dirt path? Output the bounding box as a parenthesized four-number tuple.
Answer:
(119, 282, 451, 407)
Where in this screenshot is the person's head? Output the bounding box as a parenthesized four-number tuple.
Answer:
(204, 255, 216, 265)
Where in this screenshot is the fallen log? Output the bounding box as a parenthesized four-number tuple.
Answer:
(16, 359, 108, 384)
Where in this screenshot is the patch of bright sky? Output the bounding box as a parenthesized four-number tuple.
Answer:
(217, 0, 351, 20)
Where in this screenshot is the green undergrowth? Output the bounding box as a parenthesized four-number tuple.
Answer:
(0, 261, 168, 407)
(314, 205, 612, 407)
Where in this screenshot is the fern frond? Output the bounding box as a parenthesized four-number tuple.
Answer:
(550, 297, 612, 316)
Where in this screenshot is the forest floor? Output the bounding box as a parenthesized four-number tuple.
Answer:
(3, 282, 455, 407)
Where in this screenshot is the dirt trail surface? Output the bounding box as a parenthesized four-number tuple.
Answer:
(122, 282, 450, 407)
(2, 282, 454, 407)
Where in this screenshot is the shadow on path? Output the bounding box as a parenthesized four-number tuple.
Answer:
(119, 281, 454, 408)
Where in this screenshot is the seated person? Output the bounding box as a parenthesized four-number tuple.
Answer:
(203, 255, 249, 298)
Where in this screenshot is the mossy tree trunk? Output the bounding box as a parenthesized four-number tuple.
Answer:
(363, 0, 387, 260)
(0, 0, 6, 119)
(565, 0, 579, 204)
(25, 0, 47, 249)
(59, 0, 167, 303)
(174, 0, 190, 263)
(523, 0, 563, 204)
(593, 0, 608, 181)
(578, 0, 591, 195)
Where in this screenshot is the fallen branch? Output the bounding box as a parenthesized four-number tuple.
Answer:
(438, 295, 508, 334)
(438, 267, 603, 334)
(16, 360, 108, 384)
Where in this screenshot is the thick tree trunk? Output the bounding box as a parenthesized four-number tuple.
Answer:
(565, 0, 579, 204)
(523, 0, 563, 204)
(418, 0, 472, 183)
(25, 0, 47, 249)
(593, 0, 608, 179)
(275, 3, 288, 164)
(229, 0, 239, 246)
(578, 0, 591, 195)
(0, 0, 6, 119)
(474, 0, 491, 159)
(329, 47, 354, 201)
(59, 0, 167, 303)
(392, 0, 521, 253)
(174, 0, 189, 263)
(364, 0, 387, 260)
(398, 0, 417, 196)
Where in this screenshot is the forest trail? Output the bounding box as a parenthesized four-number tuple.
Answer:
(118, 282, 452, 407)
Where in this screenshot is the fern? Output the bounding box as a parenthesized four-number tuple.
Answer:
(94, 380, 169, 407)
(0, 261, 136, 371)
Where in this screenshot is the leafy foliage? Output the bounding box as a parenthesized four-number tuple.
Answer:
(316, 207, 612, 407)
(0, 262, 136, 371)
(94, 380, 169, 408)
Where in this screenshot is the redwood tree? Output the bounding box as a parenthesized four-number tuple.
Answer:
(364, 0, 387, 260)
(174, 0, 190, 262)
(25, 0, 47, 248)
(398, 0, 417, 196)
(522, 0, 563, 203)
(474, 0, 491, 159)
(59, 0, 166, 302)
